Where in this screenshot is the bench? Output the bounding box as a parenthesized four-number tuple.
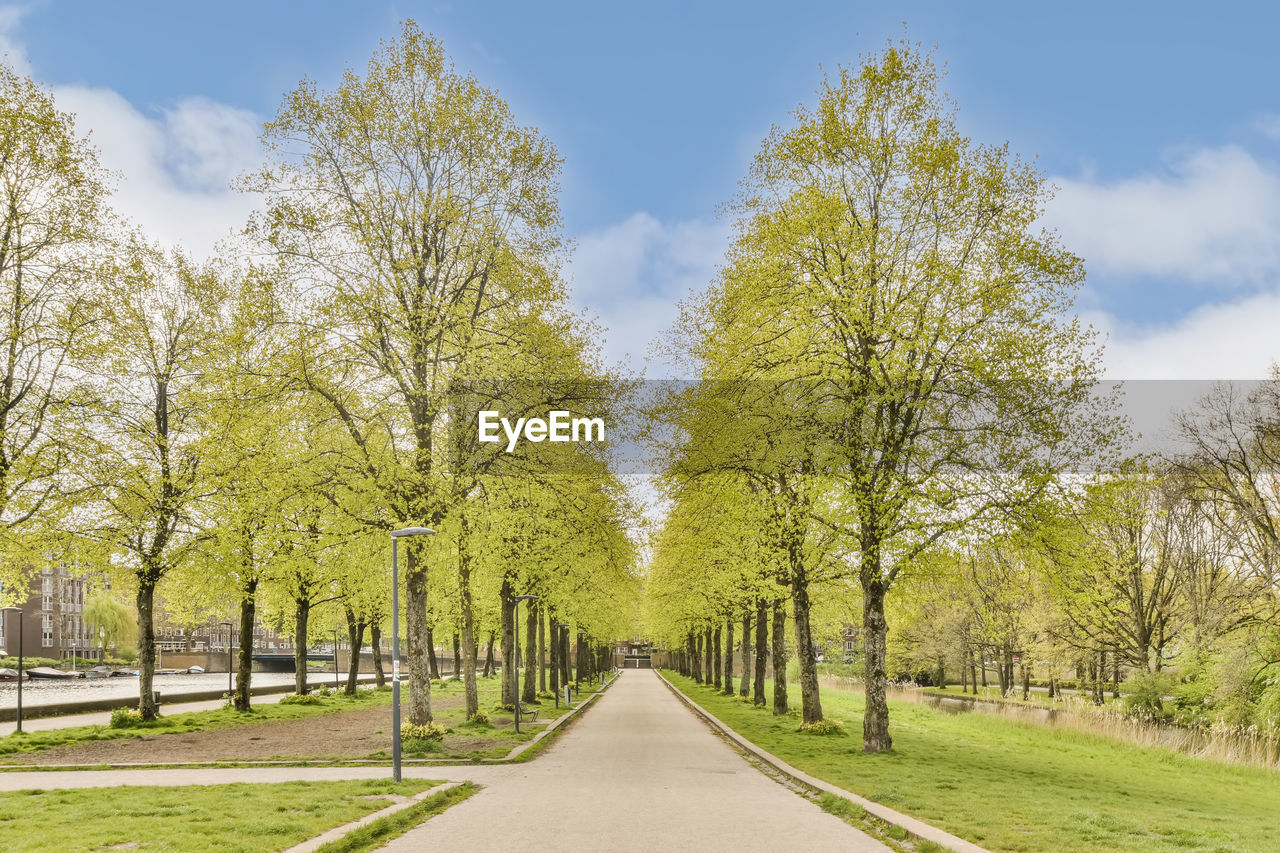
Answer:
(517, 703, 540, 723)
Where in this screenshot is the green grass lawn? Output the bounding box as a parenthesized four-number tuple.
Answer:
(0, 778, 462, 852)
(663, 671, 1280, 853)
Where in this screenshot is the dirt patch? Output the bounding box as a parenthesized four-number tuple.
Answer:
(10, 693, 483, 765)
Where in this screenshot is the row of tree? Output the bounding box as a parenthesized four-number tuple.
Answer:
(639, 41, 1280, 749)
(0, 22, 639, 723)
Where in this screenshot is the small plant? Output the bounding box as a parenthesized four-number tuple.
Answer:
(108, 708, 146, 729)
(465, 709, 492, 726)
(279, 693, 323, 706)
(314, 684, 333, 697)
(401, 722, 447, 742)
(536, 690, 555, 700)
(492, 702, 515, 713)
(797, 719, 846, 736)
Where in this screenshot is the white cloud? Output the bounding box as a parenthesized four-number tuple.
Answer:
(567, 212, 728, 376)
(52, 85, 261, 258)
(0, 5, 29, 72)
(1091, 293, 1280, 380)
(0, 8, 262, 259)
(1048, 145, 1280, 286)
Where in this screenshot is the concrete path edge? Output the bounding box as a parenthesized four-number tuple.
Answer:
(282, 780, 463, 853)
(654, 670, 990, 853)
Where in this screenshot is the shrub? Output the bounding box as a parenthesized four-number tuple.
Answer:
(314, 685, 333, 697)
(466, 710, 492, 726)
(401, 722, 447, 742)
(108, 708, 146, 729)
(279, 693, 323, 706)
(797, 719, 846, 736)
(1122, 671, 1176, 720)
(492, 703, 515, 713)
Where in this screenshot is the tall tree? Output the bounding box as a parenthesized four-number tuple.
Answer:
(247, 21, 571, 725)
(689, 45, 1114, 750)
(0, 64, 109, 592)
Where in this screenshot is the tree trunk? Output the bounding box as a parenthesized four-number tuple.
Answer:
(523, 600, 537, 703)
(771, 600, 788, 715)
(739, 609, 752, 698)
(371, 624, 385, 687)
(753, 600, 767, 706)
(453, 633, 462, 678)
(537, 606, 546, 693)
(234, 579, 258, 712)
(723, 617, 734, 695)
(712, 624, 722, 690)
(425, 627, 439, 679)
(862, 580, 891, 753)
(549, 616, 560, 695)
(483, 631, 495, 678)
(692, 631, 703, 683)
(136, 577, 159, 721)
(293, 597, 310, 695)
(404, 542, 433, 723)
(1112, 656, 1121, 699)
(499, 579, 516, 706)
(792, 578, 823, 724)
(1021, 659, 1030, 701)
(344, 607, 365, 696)
(558, 622, 568, 686)
(458, 531, 478, 719)
(969, 648, 978, 695)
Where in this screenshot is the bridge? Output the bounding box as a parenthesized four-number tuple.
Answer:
(251, 653, 334, 672)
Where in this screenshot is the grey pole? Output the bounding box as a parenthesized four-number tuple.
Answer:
(390, 526, 435, 783)
(392, 536, 400, 782)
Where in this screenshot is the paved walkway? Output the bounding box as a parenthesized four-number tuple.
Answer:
(0, 671, 888, 851)
(383, 669, 886, 852)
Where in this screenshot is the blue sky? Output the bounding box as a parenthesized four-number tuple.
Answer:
(5, 1, 1280, 378)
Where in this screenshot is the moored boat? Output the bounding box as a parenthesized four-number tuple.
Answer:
(0, 667, 25, 681)
(25, 666, 82, 679)
(84, 665, 113, 679)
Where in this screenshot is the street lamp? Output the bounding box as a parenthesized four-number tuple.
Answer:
(513, 594, 538, 734)
(390, 526, 435, 783)
(2, 607, 23, 732)
(219, 621, 233, 696)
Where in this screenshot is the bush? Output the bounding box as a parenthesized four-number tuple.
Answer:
(109, 708, 147, 729)
(797, 719, 846, 736)
(1122, 670, 1176, 720)
(279, 693, 324, 706)
(401, 722, 447, 742)
(492, 703, 515, 713)
(465, 710, 492, 726)
(313, 685, 333, 697)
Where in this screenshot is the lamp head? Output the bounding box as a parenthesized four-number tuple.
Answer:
(391, 527, 435, 538)
(515, 594, 539, 602)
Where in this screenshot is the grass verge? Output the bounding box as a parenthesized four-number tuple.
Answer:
(0, 778, 440, 852)
(663, 670, 1280, 853)
(314, 782, 476, 852)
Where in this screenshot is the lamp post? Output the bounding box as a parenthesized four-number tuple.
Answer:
(513, 595, 538, 734)
(2, 607, 23, 732)
(219, 621, 233, 695)
(390, 526, 435, 783)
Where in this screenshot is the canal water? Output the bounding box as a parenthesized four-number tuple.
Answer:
(0, 671, 323, 710)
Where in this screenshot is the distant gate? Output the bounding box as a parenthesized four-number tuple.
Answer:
(623, 655, 652, 669)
